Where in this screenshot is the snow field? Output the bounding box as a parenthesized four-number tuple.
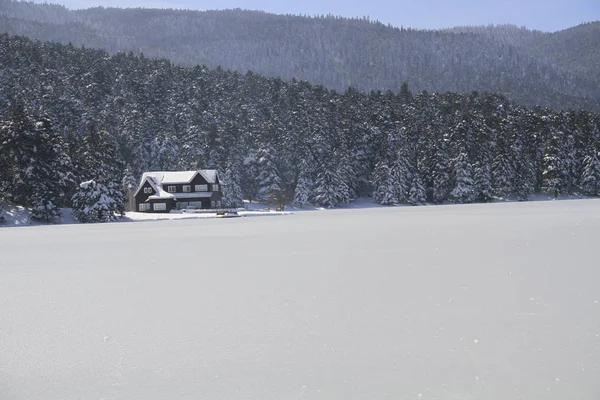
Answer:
(1, 199, 600, 400)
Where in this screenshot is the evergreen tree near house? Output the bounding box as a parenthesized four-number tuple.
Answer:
(71, 123, 124, 222)
(256, 144, 283, 207)
(221, 161, 244, 208)
(72, 180, 122, 223)
(122, 166, 138, 212)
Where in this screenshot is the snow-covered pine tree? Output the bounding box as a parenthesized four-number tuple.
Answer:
(472, 161, 493, 202)
(221, 162, 244, 208)
(541, 130, 567, 198)
(0, 106, 71, 220)
(492, 152, 515, 199)
(392, 139, 413, 203)
(293, 168, 312, 207)
(122, 166, 138, 211)
(335, 153, 356, 205)
(72, 180, 122, 223)
(371, 161, 397, 205)
(580, 151, 600, 196)
(72, 123, 125, 222)
(0, 103, 36, 206)
(256, 144, 283, 207)
(408, 172, 427, 205)
(450, 151, 475, 203)
(29, 114, 72, 221)
(241, 150, 261, 203)
(432, 144, 451, 204)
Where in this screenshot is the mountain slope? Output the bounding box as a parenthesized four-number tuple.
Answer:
(0, 1, 599, 110)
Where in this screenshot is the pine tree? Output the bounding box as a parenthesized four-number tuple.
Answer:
(432, 146, 451, 204)
(408, 172, 427, 205)
(492, 152, 515, 199)
(221, 162, 244, 208)
(29, 114, 72, 221)
(256, 144, 283, 207)
(122, 166, 138, 212)
(371, 162, 397, 205)
(72, 123, 124, 222)
(580, 152, 600, 196)
(293, 172, 312, 207)
(450, 151, 475, 203)
(541, 130, 567, 198)
(0, 106, 71, 220)
(472, 161, 493, 202)
(72, 180, 122, 223)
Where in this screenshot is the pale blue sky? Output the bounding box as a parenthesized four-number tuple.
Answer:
(40, 0, 599, 32)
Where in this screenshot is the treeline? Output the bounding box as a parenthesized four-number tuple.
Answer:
(0, 34, 599, 222)
(1, 1, 599, 110)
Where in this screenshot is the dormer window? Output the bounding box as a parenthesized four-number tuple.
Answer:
(183, 185, 191, 192)
(167, 186, 176, 193)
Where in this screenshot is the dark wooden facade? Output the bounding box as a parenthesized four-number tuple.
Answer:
(134, 171, 222, 213)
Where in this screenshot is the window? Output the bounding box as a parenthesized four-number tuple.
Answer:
(212, 184, 220, 192)
(183, 185, 191, 193)
(153, 203, 167, 211)
(195, 184, 208, 192)
(143, 187, 152, 194)
(216, 200, 222, 208)
(138, 203, 151, 212)
(189, 201, 202, 209)
(167, 186, 176, 193)
(211, 200, 216, 209)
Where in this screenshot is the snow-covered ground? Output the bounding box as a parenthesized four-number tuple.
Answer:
(1, 199, 600, 400)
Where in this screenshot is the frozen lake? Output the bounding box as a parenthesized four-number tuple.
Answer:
(2, 200, 600, 400)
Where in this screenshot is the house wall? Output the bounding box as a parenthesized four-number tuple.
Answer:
(148, 198, 176, 213)
(135, 180, 156, 212)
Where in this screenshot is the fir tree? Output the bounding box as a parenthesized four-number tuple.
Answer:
(293, 172, 312, 207)
(450, 151, 475, 203)
(580, 151, 600, 195)
(221, 162, 244, 208)
(371, 162, 397, 205)
(72, 180, 122, 223)
(408, 172, 427, 205)
(72, 123, 125, 222)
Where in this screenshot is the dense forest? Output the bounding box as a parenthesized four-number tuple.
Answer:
(1, 1, 599, 110)
(1, 34, 599, 222)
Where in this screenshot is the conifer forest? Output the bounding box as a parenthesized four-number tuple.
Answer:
(1, 6, 600, 223)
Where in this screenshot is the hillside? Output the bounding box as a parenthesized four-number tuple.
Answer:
(1, 33, 599, 222)
(0, 0, 599, 110)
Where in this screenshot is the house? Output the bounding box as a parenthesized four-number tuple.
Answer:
(134, 170, 223, 213)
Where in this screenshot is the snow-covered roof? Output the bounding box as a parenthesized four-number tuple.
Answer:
(147, 190, 176, 200)
(199, 170, 217, 183)
(140, 170, 218, 186)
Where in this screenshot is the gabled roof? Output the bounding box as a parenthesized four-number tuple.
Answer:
(141, 170, 218, 185)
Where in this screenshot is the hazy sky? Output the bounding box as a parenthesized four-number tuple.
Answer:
(38, 0, 599, 32)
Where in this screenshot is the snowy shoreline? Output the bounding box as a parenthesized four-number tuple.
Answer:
(1, 194, 597, 228)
